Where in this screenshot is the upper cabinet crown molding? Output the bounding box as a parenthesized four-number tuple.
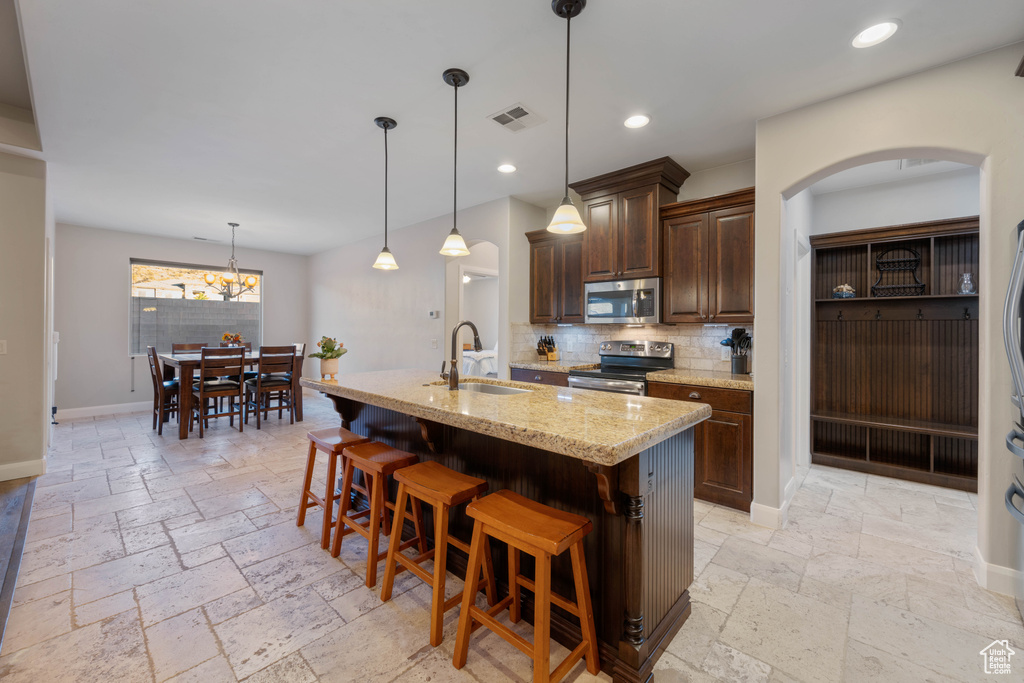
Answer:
(569, 156, 690, 199)
(571, 157, 691, 283)
(659, 187, 756, 220)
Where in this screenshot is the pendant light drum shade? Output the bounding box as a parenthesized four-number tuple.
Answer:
(439, 68, 471, 257)
(546, 0, 588, 234)
(372, 116, 399, 270)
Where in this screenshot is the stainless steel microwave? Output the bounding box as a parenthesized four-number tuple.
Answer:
(584, 278, 661, 324)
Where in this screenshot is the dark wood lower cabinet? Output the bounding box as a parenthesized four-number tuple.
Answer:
(648, 382, 753, 512)
(510, 368, 570, 387)
(696, 411, 752, 511)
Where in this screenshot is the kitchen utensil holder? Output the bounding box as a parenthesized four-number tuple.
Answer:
(731, 354, 748, 375)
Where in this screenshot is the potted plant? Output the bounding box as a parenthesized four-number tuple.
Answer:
(309, 336, 347, 379)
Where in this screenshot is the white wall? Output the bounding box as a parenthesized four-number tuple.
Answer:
(677, 159, 755, 202)
(463, 278, 499, 349)
(753, 42, 1024, 597)
(316, 197, 511, 376)
(54, 223, 310, 412)
(811, 167, 980, 235)
(508, 198, 546, 325)
(0, 151, 48, 479)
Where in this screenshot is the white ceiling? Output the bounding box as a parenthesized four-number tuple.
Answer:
(809, 160, 977, 195)
(17, 1, 1024, 255)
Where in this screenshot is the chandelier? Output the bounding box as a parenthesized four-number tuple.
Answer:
(204, 222, 258, 300)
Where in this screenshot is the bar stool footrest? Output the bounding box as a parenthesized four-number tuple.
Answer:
(514, 576, 581, 618)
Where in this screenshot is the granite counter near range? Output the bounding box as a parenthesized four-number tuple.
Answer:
(646, 368, 753, 391)
(508, 360, 599, 374)
(301, 370, 706, 683)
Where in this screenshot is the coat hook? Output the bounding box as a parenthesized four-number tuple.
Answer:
(917, 309, 923, 320)
(838, 310, 843, 321)
(964, 308, 971, 320)
(875, 310, 882, 321)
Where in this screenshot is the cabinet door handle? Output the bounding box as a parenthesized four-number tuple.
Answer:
(688, 391, 702, 400)
(710, 314, 715, 320)
(534, 375, 542, 381)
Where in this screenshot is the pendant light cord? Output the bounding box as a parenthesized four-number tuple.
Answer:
(453, 79, 458, 232)
(564, 13, 571, 197)
(384, 125, 389, 248)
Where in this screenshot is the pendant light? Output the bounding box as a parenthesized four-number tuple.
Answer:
(439, 68, 471, 257)
(372, 116, 399, 270)
(546, 0, 587, 234)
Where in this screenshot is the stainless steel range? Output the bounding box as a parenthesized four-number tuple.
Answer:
(568, 340, 674, 396)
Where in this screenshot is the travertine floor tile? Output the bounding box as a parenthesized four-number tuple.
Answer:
(0, 610, 151, 683)
(168, 511, 257, 554)
(720, 579, 847, 683)
(215, 586, 343, 679)
(138, 557, 249, 626)
(0, 589, 72, 655)
(11, 398, 1018, 683)
(145, 607, 221, 682)
(848, 594, 997, 682)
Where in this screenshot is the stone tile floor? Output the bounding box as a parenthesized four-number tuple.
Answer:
(1, 392, 1020, 682)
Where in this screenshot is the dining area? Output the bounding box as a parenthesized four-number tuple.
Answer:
(147, 341, 307, 440)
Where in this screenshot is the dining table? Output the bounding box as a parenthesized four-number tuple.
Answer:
(158, 351, 305, 439)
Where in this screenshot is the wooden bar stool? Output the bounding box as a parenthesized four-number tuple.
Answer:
(380, 461, 499, 646)
(331, 442, 427, 588)
(297, 427, 372, 549)
(452, 490, 600, 683)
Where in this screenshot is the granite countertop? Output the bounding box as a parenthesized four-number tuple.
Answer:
(646, 368, 754, 391)
(508, 360, 599, 373)
(301, 370, 710, 466)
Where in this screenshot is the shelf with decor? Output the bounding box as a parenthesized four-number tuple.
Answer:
(810, 216, 979, 491)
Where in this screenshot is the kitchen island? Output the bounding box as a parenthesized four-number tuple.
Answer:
(301, 370, 709, 683)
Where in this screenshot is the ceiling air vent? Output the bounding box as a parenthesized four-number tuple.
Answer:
(193, 236, 219, 242)
(488, 102, 544, 133)
(898, 159, 940, 169)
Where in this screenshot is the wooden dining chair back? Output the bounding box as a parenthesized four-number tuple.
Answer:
(189, 346, 246, 437)
(147, 347, 178, 436)
(171, 342, 207, 354)
(245, 345, 296, 429)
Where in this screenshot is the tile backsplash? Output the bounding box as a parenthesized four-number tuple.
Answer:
(511, 322, 753, 372)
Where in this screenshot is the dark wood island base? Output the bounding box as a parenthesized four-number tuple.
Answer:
(327, 396, 695, 683)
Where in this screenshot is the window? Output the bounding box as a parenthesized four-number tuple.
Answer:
(130, 259, 262, 354)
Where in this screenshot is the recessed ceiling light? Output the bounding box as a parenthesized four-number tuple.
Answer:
(624, 115, 650, 129)
(497, 163, 517, 173)
(852, 20, 900, 48)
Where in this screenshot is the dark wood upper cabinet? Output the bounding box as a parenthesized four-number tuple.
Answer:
(570, 157, 690, 283)
(582, 194, 618, 281)
(709, 205, 755, 323)
(527, 230, 584, 324)
(661, 188, 755, 324)
(663, 213, 708, 322)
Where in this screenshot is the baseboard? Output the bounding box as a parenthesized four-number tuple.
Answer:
(56, 401, 150, 420)
(749, 477, 796, 529)
(0, 460, 46, 483)
(973, 545, 1024, 599)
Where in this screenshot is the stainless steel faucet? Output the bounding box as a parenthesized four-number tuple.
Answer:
(440, 320, 482, 390)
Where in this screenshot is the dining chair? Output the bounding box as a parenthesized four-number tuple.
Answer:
(171, 342, 208, 354)
(244, 345, 296, 429)
(147, 347, 178, 436)
(188, 346, 246, 437)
